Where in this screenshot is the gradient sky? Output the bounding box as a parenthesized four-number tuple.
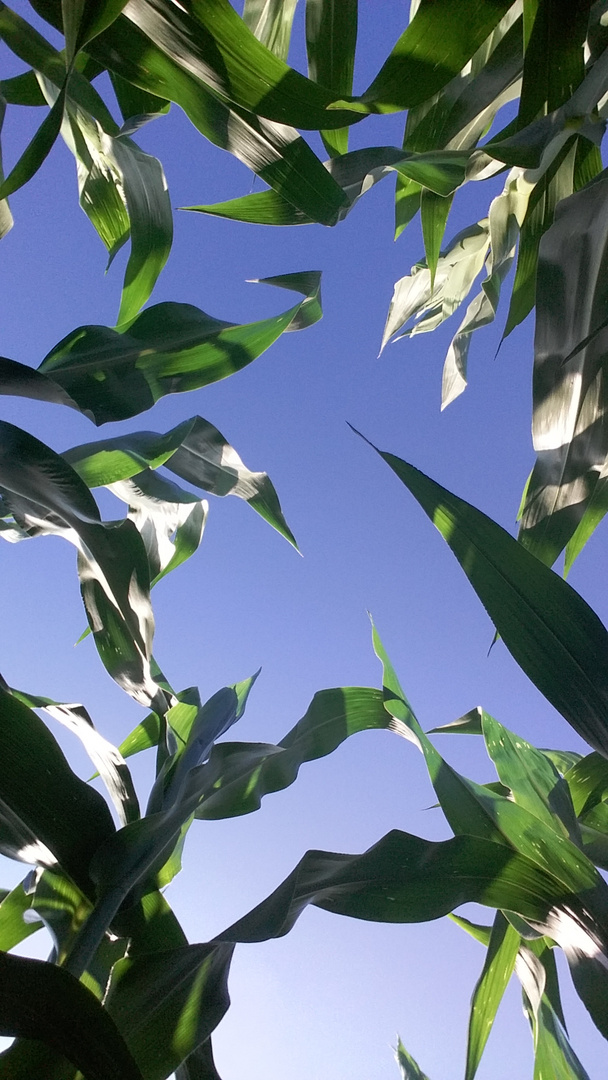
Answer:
(1, 3, 607, 1078)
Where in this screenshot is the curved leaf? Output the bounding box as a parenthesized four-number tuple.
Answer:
(465, 912, 520, 1080)
(38, 273, 322, 424)
(243, 0, 298, 61)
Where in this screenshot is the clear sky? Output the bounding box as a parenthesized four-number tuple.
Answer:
(1, 3, 607, 1078)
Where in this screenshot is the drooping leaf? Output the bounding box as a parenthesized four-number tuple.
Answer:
(0, 95, 14, 239)
(361, 434, 608, 758)
(0, 686, 115, 897)
(0, 951, 143, 1079)
(519, 168, 608, 567)
(465, 911, 520, 1080)
(517, 939, 592, 1080)
(175, 1039, 222, 1080)
(66, 415, 297, 547)
(0, 80, 66, 200)
(38, 273, 323, 424)
(104, 943, 234, 1080)
(421, 190, 454, 287)
(86, 8, 351, 224)
(441, 166, 531, 408)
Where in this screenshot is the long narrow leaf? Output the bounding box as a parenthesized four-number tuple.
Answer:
(360, 432, 608, 758)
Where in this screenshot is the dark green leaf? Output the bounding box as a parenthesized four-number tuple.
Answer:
(109, 72, 170, 125)
(0, 950, 142, 1080)
(517, 0, 588, 128)
(195, 686, 391, 820)
(182, 146, 470, 228)
(105, 943, 234, 1080)
(0, 686, 115, 898)
(88, 9, 350, 224)
(215, 828, 593, 944)
(564, 752, 608, 816)
(62, 0, 130, 62)
(421, 189, 454, 287)
(361, 433, 608, 758)
(503, 135, 577, 340)
(9, 686, 140, 826)
(175, 1039, 222, 1080)
(39, 273, 323, 424)
(0, 81, 66, 200)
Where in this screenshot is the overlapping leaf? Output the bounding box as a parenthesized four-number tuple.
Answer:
(0, 422, 161, 707)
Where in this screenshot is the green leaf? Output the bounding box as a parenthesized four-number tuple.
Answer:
(465, 912, 520, 1080)
(481, 713, 580, 841)
(38, 72, 173, 327)
(0, 951, 142, 1080)
(520, 168, 608, 567)
(38, 272, 323, 424)
(448, 912, 492, 947)
(517, 0, 588, 129)
(61, 0, 130, 62)
(0, 422, 161, 708)
(195, 686, 392, 820)
(109, 71, 170, 125)
(67, 415, 297, 547)
(215, 828, 596, 944)
(121, 0, 358, 131)
(420, 189, 454, 287)
(8, 686, 140, 826)
(563, 752, 608, 816)
(0, 686, 115, 897)
(0, 95, 13, 239)
(175, 1039, 221, 1080)
(243, 0, 298, 61)
(429, 706, 487, 735)
(0, 879, 42, 951)
(0, 81, 66, 200)
(182, 146, 470, 227)
(88, 9, 350, 224)
(371, 622, 600, 895)
(105, 943, 234, 1080)
(306, 0, 358, 156)
(347, 0, 516, 113)
(502, 135, 577, 340)
(362, 434, 608, 758)
(395, 1038, 431, 1080)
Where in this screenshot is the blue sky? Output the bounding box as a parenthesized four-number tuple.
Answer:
(1, 2, 607, 1077)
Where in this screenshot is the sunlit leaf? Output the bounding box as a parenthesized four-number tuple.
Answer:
(395, 1038, 431, 1080)
(243, 0, 298, 61)
(105, 943, 234, 1080)
(0, 879, 42, 951)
